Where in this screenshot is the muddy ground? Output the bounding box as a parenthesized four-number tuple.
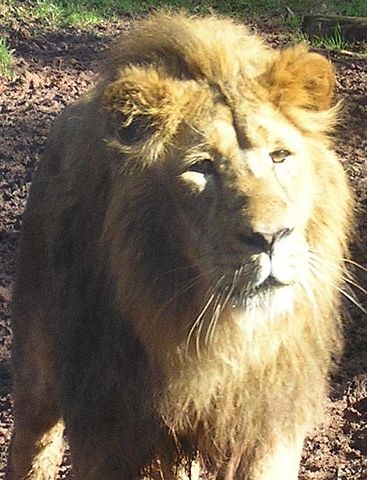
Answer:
(0, 14, 366, 480)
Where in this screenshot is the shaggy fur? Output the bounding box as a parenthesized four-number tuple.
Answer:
(8, 12, 353, 480)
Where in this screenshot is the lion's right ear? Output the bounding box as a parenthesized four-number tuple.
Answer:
(101, 66, 205, 160)
(263, 45, 335, 112)
(112, 113, 154, 145)
(101, 66, 174, 150)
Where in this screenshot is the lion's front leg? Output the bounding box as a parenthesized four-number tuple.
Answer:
(250, 434, 304, 480)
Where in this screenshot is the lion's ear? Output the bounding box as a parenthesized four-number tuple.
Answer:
(264, 45, 335, 112)
(102, 67, 175, 146)
(113, 113, 155, 145)
(101, 66, 201, 152)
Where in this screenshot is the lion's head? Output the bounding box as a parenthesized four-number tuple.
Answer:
(100, 14, 352, 362)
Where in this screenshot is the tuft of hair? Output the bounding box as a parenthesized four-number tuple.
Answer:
(105, 13, 270, 83)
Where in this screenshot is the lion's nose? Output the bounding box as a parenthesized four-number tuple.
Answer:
(236, 227, 294, 253)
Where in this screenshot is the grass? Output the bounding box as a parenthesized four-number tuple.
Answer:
(0, 37, 15, 79)
(336, 0, 367, 17)
(1, 0, 366, 29)
(311, 24, 349, 51)
(0, 0, 365, 76)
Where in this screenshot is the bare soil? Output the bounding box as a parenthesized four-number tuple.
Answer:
(0, 15, 366, 480)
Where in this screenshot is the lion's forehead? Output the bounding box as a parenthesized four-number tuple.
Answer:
(207, 119, 238, 157)
(202, 102, 306, 163)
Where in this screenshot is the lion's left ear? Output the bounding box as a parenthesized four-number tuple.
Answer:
(263, 45, 335, 112)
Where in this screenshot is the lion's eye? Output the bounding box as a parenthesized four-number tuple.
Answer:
(270, 149, 291, 163)
(188, 159, 216, 175)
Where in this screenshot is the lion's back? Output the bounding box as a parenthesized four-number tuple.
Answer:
(11, 91, 115, 378)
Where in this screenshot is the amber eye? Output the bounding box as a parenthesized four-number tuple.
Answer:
(270, 149, 292, 163)
(188, 159, 216, 175)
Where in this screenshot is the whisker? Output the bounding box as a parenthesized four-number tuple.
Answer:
(185, 275, 224, 357)
(202, 268, 242, 348)
(342, 258, 367, 274)
(155, 265, 204, 278)
(308, 252, 367, 304)
(193, 293, 216, 359)
(333, 286, 366, 314)
(204, 279, 227, 346)
(205, 302, 222, 347)
(309, 248, 367, 274)
(308, 252, 358, 283)
(308, 262, 367, 314)
(220, 269, 240, 312)
(152, 270, 214, 326)
(342, 276, 367, 298)
(298, 278, 319, 320)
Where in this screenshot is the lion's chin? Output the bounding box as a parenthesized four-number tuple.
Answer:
(230, 282, 295, 324)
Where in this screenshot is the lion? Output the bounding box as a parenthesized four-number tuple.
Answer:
(7, 12, 353, 480)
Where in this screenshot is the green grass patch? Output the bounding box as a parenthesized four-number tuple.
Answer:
(1, 1, 366, 31)
(334, 0, 367, 17)
(33, 0, 109, 27)
(2, 0, 365, 29)
(0, 37, 15, 79)
(311, 23, 349, 51)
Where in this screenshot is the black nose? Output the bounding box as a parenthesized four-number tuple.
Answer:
(236, 227, 293, 253)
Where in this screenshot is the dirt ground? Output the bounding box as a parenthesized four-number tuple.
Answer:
(0, 14, 366, 480)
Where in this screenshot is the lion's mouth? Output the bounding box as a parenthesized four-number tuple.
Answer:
(251, 275, 288, 292)
(230, 275, 288, 306)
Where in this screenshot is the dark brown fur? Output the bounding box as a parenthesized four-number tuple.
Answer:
(8, 13, 353, 480)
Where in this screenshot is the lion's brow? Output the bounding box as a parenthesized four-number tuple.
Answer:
(209, 80, 250, 151)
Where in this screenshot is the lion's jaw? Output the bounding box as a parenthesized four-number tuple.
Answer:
(186, 233, 306, 339)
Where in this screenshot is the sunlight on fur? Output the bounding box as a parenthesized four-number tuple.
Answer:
(7, 11, 357, 480)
